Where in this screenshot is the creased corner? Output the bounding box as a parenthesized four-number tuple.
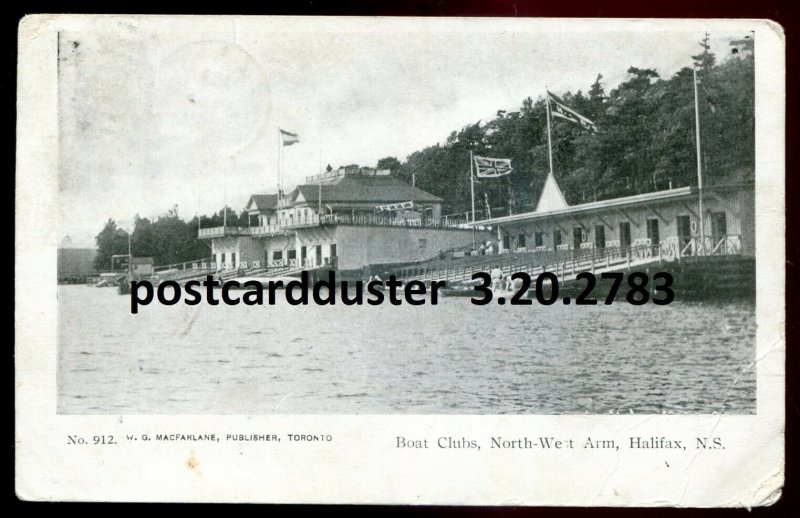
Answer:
(18, 14, 58, 45)
(725, 468, 784, 509)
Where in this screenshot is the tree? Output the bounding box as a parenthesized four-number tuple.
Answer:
(589, 73, 605, 102)
(692, 32, 716, 73)
(394, 38, 751, 211)
(94, 219, 129, 271)
(377, 156, 402, 174)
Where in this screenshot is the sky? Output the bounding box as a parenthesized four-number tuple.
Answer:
(56, 17, 753, 247)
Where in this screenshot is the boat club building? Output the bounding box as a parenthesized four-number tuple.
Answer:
(199, 166, 488, 277)
(475, 172, 755, 261)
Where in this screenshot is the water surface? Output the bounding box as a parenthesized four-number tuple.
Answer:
(57, 285, 756, 414)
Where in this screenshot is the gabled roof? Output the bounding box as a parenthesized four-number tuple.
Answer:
(534, 173, 569, 212)
(246, 194, 278, 212)
(291, 175, 443, 205)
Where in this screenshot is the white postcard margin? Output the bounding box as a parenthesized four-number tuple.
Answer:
(15, 15, 785, 505)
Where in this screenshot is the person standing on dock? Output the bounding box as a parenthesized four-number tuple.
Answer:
(490, 265, 503, 291)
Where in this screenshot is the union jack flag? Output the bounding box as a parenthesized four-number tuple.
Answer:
(474, 156, 513, 178)
(548, 91, 597, 132)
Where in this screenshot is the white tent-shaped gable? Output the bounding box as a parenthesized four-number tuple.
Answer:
(534, 173, 569, 213)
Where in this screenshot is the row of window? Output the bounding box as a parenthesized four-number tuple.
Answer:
(216, 243, 339, 268)
(269, 244, 338, 263)
(508, 212, 728, 250)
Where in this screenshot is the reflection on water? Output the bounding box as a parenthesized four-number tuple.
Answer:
(57, 285, 755, 414)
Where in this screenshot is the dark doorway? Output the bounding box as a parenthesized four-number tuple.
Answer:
(711, 212, 727, 251)
(572, 227, 583, 250)
(619, 222, 631, 249)
(594, 225, 606, 249)
(646, 218, 660, 247)
(677, 215, 691, 250)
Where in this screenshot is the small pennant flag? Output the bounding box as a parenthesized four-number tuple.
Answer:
(474, 156, 513, 178)
(548, 91, 597, 132)
(280, 129, 300, 146)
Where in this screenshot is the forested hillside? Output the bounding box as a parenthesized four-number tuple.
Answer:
(389, 35, 754, 218)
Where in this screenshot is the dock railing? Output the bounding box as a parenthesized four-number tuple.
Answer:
(392, 234, 743, 285)
(198, 225, 284, 238)
(317, 213, 488, 230)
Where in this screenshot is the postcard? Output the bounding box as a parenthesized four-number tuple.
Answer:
(16, 15, 784, 505)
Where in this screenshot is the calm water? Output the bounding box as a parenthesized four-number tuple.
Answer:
(57, 285, 756, 414)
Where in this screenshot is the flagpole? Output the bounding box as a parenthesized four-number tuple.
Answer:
(278, 130, 283, 211)
(545, 89, 554, 177)
(223, 161, 228, 229)
(469, 149, 476, 223)
(693, 68, 706, 255)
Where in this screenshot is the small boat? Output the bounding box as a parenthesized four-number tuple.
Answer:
(439, 287, 479, 298)
(97, 273, 124, 287)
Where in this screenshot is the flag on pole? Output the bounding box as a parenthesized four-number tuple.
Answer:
(280, 129, 300, 146)
(547, 91, 597, 132)
(474, 155, 513, 178)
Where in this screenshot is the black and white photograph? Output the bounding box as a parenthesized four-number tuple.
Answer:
(54, 18, 758, 415)
(17, 15, 784, 505)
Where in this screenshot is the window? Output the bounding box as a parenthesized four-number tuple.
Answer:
(502, 234, 510, 250)
(418, 238, 427, 249)
(553, 229, 562, 248)
(594, 225, 606, 249)
(646, 218, 660, 246)
(330, 243, 337, 258)
(288, 250, 296, 260)
(301, 246, 307, 262)
(518, 233, 526, 248)
(220, 252, 226, 265)
(534, 232, 544, 248)
(272, 251, 283, 261)
(230, 252, 236, 267)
